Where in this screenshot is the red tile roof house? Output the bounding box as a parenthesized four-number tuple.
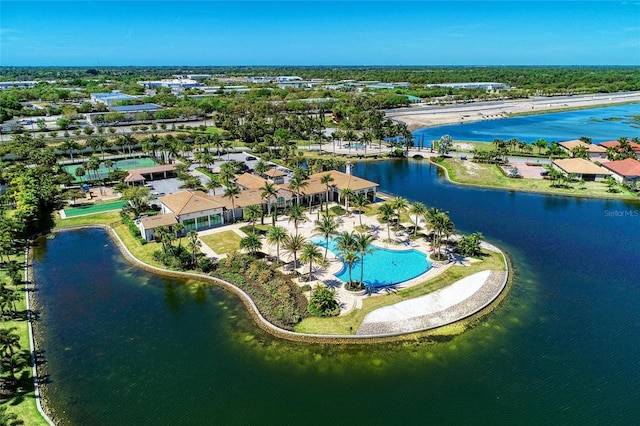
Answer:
(558, 140, 608, 161)
(599, 140, 640, 160)
(600, 158, 640, 186)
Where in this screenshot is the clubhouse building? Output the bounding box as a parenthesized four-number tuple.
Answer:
(135, 169, 378, 241)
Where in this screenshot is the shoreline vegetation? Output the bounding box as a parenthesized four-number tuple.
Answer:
(428, 151, 639, 201)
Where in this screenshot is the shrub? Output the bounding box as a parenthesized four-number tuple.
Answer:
(308, 285, 340, 317)
(330, 205, 346, 216)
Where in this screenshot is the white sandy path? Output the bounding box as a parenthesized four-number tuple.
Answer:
(362, 270, 490, 324)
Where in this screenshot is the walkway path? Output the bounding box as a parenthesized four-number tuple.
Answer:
(357, 269, 506, 335)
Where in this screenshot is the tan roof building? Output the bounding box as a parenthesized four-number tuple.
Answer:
(552, 158, 610, 181)
(235, 173, 268, 190)
(263, 168, 287, 184)
(159, 190, 226, 215)
(136, 213, 178, 241)
(280, 170, 379, 205)
(558, 140, 607, 160)
(124, 164, 177, 184)
(601, 158, 640, 184)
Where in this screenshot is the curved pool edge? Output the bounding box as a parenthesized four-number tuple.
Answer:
(40, 225, 510, 345)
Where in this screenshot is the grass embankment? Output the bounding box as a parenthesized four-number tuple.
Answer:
(0, 255, 49, 426)
(200, 231, 242, 255)
(295, 249, 505, 335)
(438, 158, 638, 199)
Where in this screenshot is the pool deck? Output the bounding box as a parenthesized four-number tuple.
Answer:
(195, 204, 506, 331)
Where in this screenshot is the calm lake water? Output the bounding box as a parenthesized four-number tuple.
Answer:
(412, 103, 640, 145)
(33, 108, 640, 425)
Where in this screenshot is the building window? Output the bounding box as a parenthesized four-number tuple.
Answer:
(277, 197, 285, 206)
(209, 214, 222, 225)
(196, 216, 208, 229)
(183, 218, 196, 231)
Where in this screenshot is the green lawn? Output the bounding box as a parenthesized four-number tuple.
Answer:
(200, 231, 242, 255)
(439, 158, 638, 200)
(295, 250, 505, 335)
(0, 255, 50, 426)
(63, 200, 128, 217)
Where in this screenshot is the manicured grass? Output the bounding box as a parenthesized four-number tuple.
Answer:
(112, 224, 166, 268)
(55, 210, 122, 228)
(295, 250, 505, 335)
(200, 231, 241, 254)
(63, 200, 128, 217)
(439, 158, 638, 200)
(0, 255, 49, 426)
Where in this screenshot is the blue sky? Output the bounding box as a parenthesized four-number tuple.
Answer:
(1, 1, 639, 66)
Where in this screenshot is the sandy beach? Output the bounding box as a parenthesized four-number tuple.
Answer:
(385, 91, 640, 130)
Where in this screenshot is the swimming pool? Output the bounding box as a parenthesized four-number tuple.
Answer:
(311, 237, 431, 288)
(344, 143, 367, 150)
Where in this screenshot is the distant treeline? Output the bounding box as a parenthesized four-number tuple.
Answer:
(1, 66, 640, 93)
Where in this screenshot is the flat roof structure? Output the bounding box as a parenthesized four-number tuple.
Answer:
(111, 103, 162, 113)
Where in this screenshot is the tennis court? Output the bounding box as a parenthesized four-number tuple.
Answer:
(63, 200, 129, 218)
(64, 157, 157, 182)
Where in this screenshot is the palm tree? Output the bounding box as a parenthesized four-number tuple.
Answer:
(314, 215, 338, 260)
(186, 230, 201, 267)
(224, 184, 240, 222)
(205, 174, 222, 196)
(377, 202, 395, 241)
(289, 174, 308, 206)
(354, 232, 375, 287)
(260, 181, 278, 216)
(428, 211, 454, 260)
(0, 327, 23, 380)
(391, 196, 409, 227)
(351, 192, 370, 227)
(60, 139, 80, 162)
(240, 233, 262, 256)
(342, 250, 359, 287)
(244, 204, 263, 234)
(266, 225, 288, 264)
(283, 233, 306, 269)
(341, 188, 355, 214)
(173, 222, 185, 247)
(320, 173, 335, 213)
(409, 201, 427, 235)
(300, 242, 323, 282)
(287, 203, 306, 236)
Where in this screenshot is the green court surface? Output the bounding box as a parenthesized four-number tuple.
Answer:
(63, 200, 129, 217)
(64, 157, 157, 182)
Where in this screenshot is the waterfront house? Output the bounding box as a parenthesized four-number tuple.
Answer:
(599, 140, 640, 160)
(600, 158, 640, 186)
(558, 140, 608, 161)
(552, 158, 610, 181)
